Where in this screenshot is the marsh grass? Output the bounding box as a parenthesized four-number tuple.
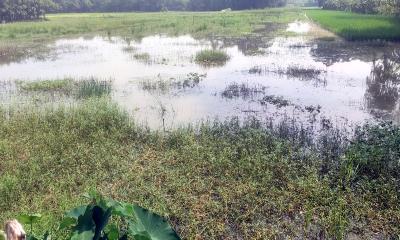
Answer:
(18, 79, 74, 92)
(221, 82, 266, 99)
(260, 95, 291, 108)
(139, 73, 206, 93)
(286, 65, 325, 79)
(249, 65, 325, 80)
(133, 52, 151, 63)
(195, 49, 230, 66)
(76, 78, 112, 98)
(16, 77, 112, 99)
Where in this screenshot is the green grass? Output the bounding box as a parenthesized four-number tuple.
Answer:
(0, 98, 399, 239)
(0, 8, 304, 42)
(306, 9, 400, 41)
(195, 49, 230, 66)
(17, 78, 112, 99)
(18, 79, 74, 92)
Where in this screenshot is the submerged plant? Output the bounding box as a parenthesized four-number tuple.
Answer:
(77, 78, 112, 99)
(221, 82, 266, 99)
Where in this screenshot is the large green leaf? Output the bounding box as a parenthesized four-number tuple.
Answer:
(105, 223, 119, 240)
(113, 202, 134, 217)
(70, 206, 95, 240)
(18, 214, 42, 225)
(60, 205, 88, 230)
(92, 206, 112, 240)
(128, 205, 180, 240)
(66, 206, 88, 219)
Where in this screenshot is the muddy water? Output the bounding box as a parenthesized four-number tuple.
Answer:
(0, 31, 399, 129)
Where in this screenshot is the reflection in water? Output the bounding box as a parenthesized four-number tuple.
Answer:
(311, 41, 391, 66)
(366, 51, 400, 112)
(286, 21, 310, 34)
(0, 35, 399, 129)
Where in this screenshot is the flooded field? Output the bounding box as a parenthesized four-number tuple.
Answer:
(0, 24, 399, 130)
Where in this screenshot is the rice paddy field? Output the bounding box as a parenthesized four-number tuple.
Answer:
(306, 9, 400, 41)
(0, 7, 400, 240)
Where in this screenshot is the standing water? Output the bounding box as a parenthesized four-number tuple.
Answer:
(0, 28, 399, 129)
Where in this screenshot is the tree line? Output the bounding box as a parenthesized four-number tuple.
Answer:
(0, 0, 287, 22)
(318, 0, 400, 15)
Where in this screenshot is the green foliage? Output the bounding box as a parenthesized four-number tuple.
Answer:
(194, 49, 230, 66)
(0, 0, 46, 22)
(21, 192, 180, 240)
(0, 9, 304, 41)
(0, 0, 289, 22)
(17, 78, 112, 99)
(318, 0, 400, 15)
(18, 79, 74, 92)
(1, 99, 400, 238)
(76, 78, 112, 99)
(343, 122, 400, 182)
(306, 9, 400, 40)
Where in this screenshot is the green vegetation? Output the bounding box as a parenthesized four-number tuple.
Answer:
(306, 9, 400, 40)
(19, 192, 180, 240)
(133, 53, 151, 63)
(317, 0, 400, 16)
(18, 79, 74, 92)
(0, 0, 287, 23)
(0, 9, 304, 42)
(17, 78, 112, 98)
(0, 97, 399, 239)
(76, 78, 112, 99)
(194, 49, 230, 66)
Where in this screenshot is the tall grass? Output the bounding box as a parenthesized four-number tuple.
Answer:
(0, 98, 399, 239)
(306, 9, 400, 41)
(76, 78, 112, 98)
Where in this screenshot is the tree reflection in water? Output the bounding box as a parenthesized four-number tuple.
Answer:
(365, 50, 400, 112)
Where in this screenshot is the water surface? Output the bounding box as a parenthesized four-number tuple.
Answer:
(0, 32, 399, 129)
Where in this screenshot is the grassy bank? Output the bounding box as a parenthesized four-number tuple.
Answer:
(306, 9, 400, 41)
(0, 98, 399, 239)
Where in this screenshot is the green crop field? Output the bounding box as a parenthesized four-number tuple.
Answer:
(306, 9, 400, 41)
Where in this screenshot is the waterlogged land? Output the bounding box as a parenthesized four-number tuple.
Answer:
(0, 8, 400, 239)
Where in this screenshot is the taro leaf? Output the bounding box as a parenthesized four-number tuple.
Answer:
(43, 231, 51, 240)
(18, 214, 42, 225)
(93, 206, 113, 240)
(113, 202, 134, 217)
(128, 205, 180, 240)
(60, 205, 87, 229)
(119, 234, 128, 240)
(71, 206, 95, 240)
(59, 217, 77, 230)
(84, 191, 119, 211)
(106, 223, 119, 240)
(66, 206, 88, 219)
(26, 236, 39, 240)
